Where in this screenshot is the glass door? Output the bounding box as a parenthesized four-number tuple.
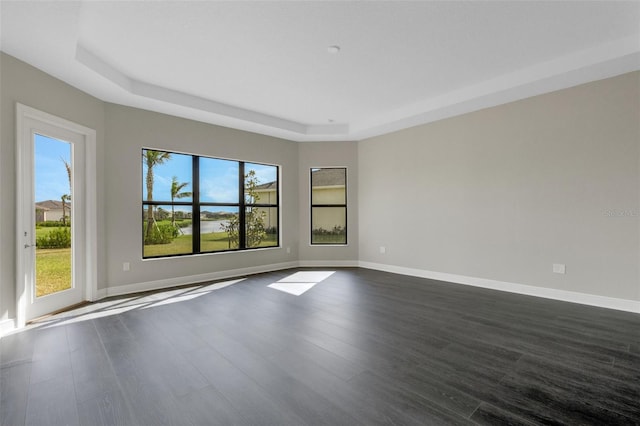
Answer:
(33, 134, 74, 299)
(25, 130, 85, 320)
(17, 104, 95, 323)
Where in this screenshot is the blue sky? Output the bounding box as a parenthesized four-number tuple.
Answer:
(142, 150, 277, 213)
(35, 142, 277, 209)
(35, 134, 71, 202)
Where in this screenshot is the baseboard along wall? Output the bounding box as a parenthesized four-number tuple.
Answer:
(358, 261, 640, 314)
(4, 259, 637, 337)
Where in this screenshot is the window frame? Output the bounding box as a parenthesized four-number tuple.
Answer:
(142, 148, 280, 259)
(310, 167, 347, 246)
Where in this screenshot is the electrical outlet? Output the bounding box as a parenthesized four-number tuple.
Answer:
(379, 246, 386, 254)
(286, 247, 291, 254)
(553, 263, 565, 274)
(123, 262, 130, 272)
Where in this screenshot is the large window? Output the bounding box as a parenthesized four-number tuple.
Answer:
(310, 168, 347, 245)
(142, 149, 279, 258)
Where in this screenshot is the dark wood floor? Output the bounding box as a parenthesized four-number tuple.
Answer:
(1, 268, 639, 425)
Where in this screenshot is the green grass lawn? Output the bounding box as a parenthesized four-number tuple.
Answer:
(35, 248, 71, 297)
(256, 234, 278, 248)
(201, 231, 238, 252)
(144, 232, 278, 257)
(34, 226, 72, 297)
(144, 234, 194, 257)
(311, 234, 347, 244)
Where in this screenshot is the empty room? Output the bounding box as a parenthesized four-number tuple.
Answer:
(1, 1, 639, 425)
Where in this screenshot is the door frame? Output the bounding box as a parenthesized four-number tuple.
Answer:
(15, 103, 97, 327)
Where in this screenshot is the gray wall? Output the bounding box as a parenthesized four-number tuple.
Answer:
(298, 141, 359, 263)
(358, 71, 640, 301)
(0, 53, 106, 322)
(103, 104, 300, 289)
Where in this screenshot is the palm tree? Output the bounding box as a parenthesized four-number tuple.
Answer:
(170, 176, 192, 226)
(143, 150, 171, 241)
(60, 194, 70, 225)
(61, 157, 72, 225)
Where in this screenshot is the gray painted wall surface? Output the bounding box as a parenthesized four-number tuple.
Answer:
(358, 72, 640, 301)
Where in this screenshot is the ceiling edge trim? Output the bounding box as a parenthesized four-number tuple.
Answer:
(351, 35, 640, 140)
(74, 35, 639, 142)
(75, 44, 349, 136)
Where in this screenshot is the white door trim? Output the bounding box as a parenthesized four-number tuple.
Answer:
(15, 103, 97, 328)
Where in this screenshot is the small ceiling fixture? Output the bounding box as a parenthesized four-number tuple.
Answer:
(327, 45, 341, 54)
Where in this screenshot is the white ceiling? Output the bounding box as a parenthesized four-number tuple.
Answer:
(1, 1, 639, 142)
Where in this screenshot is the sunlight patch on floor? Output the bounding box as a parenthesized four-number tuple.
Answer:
(40, 303, 147, 327)
(188, 278, 245, 294)
(140, 292, 205, 309)
(267, 271, 335, 296)
(34, 278, 246, 329)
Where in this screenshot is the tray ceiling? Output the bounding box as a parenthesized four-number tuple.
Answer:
(2, 1, 639, 141)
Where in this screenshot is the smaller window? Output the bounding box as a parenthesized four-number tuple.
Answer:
(310, 168, 347, 245)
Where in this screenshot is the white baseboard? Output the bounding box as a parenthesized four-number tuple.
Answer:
(0, 318, 16, 337)
(102, 261, 299, 298)
(298, 260, 359, 268)
(95, 288, 108, 300)
(5, 260, 635, 338)
(359, 261, 640, 314)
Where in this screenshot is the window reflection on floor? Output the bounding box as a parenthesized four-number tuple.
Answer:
(267, 271, 335, 296)
(30, 278, 245, 328)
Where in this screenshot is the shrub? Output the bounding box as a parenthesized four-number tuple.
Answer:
(36, 227, 71, 248)
(37, 221, 70, 228)
(144, 222, 179, 245)
(312, 225, 345, 236)
(265, 226, 277, 235)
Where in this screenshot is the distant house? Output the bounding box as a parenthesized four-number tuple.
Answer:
(309, 168, 346, 205)
(253, 181, 279, 230)
(35, 200, 70, 223)
(253, 168, 346, 232)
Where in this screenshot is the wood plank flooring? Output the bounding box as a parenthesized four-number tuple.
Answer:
(1, 268, 639, 425)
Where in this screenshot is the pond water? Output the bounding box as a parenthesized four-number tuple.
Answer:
(179, 220, 228, 235)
